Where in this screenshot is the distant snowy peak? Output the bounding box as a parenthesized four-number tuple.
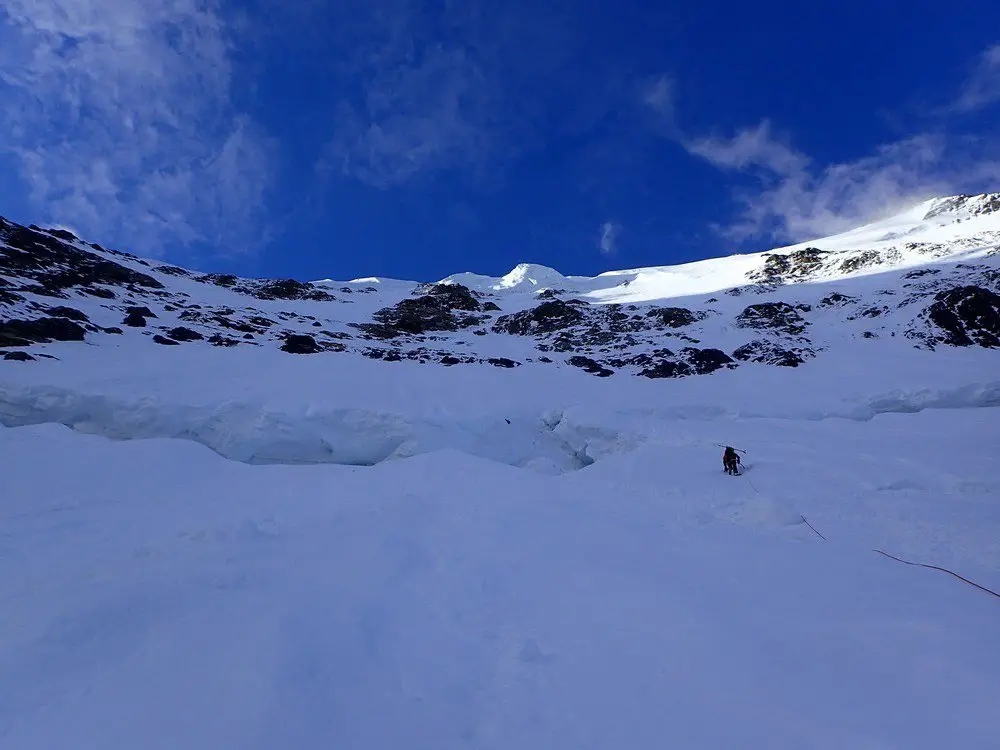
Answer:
(442, 263, 575, 293)
(433, 194, 1000, 305)
(496, 263, 567, 290)
(308, 194, 1000, 298)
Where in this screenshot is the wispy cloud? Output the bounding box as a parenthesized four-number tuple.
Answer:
(641, 74, 675, 120)
(321, 45, 494, 188)
(686, 120, 809, 178)
(599, 221, 621, 255)
(675, 43, 1000, 245)
(700, 132, 954, 242)
(952, 43, 1000, 114)
(316, 1, 616, 190)
(0, 0, 273, 257)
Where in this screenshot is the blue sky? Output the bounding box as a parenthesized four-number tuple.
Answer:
(1, 1, 999, 282)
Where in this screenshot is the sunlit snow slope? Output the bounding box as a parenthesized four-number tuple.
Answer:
(1, 194, 999, 749)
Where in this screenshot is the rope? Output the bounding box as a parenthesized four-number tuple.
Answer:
(873, 549, 1000, 600)
(800, 514, 827, 540)
(711, 447, 998, 602)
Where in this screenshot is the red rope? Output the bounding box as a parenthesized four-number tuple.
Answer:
(873, 549, 1000, 600)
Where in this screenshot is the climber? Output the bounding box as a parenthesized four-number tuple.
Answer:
(723, 446, 742, 476)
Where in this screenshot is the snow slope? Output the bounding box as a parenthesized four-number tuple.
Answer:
(2, 407, 999, 749)
(437, 194, 1000, 302)
(2, 194, 999, 748)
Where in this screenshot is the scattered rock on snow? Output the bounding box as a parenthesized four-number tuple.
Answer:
(357, 284, 487, 338)
(493, 300, 586, 336)
(43, 305, 90, 322)
(644, 306, 703, 329)
(487, 357, 520, 368)
(735, 302, 809, 336)
(281, 333, 323, 354)
(123, 311, 148, 327)
(167, 326, 204, 342)
(567, 355, 614, 377)
(732, 340, 814, 367)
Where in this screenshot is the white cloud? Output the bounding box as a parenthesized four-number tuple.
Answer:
(315, 2, 610, 189)
(0, 0, 273, 257)
(642, 74, 674, 119)
(683, 120, 999, 243)
(322, 46, 493, 188)
(725, 135, 953, 241)
(686, 120, 809, 178)
(649, 42, 1000, 246)
(953, 43, 1000, 113)
(599, 221, 621, 255)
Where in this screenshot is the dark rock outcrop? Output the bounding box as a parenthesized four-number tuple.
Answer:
(359, 284, 486, 338)
(208, 334, 241, 347)
(735, 302, 808, 336)
(248, 279, 336, 302)
(638, 361, 689, 378)
(493, 300, 586, 336)
(923, 193, 1000, 220)
(904, 269, 940, 280)
(819, 292, 859, 307)
(567, 355, 614, 377)
(0, 317, 87, 346)
(414, 283, 483, 311)
(3, 350, 36, 361)
(43, 305, 90, 322)
(645, 306, 702, 328)
(156, 265, 191, 277)
(726, 283, 778, 297)
(848, 305, 889, 320)
(0, 219, 164, 296)
(751, 247, 827, 284)
(123, 312, 148, 327)
(839, 250, 881, 275)
(0, 289, 25, 306)
(682, 347, 736, 375)
(167, 326, 204, 342)
(198, 273, 238, 288)
(628, 347, 735, 379)
(281, 333, 323, 354)
(732, 340, 814, 367)
(924, 286, 1000, 348)
(153, 334, 180, 346)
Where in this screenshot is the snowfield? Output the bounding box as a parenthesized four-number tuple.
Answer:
(2, 405, 999, 749)
(2, 344, 999, 749)
(2, 194, 999, 748)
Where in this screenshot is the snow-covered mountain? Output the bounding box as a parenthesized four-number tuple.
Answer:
(2, 193, 999, 375)
(2, 195, 1000, 749)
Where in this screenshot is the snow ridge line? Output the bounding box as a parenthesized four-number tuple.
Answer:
(0, 385, 634, 472)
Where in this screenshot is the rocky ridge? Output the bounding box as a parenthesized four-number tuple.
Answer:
(2, 193, 999, 378)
